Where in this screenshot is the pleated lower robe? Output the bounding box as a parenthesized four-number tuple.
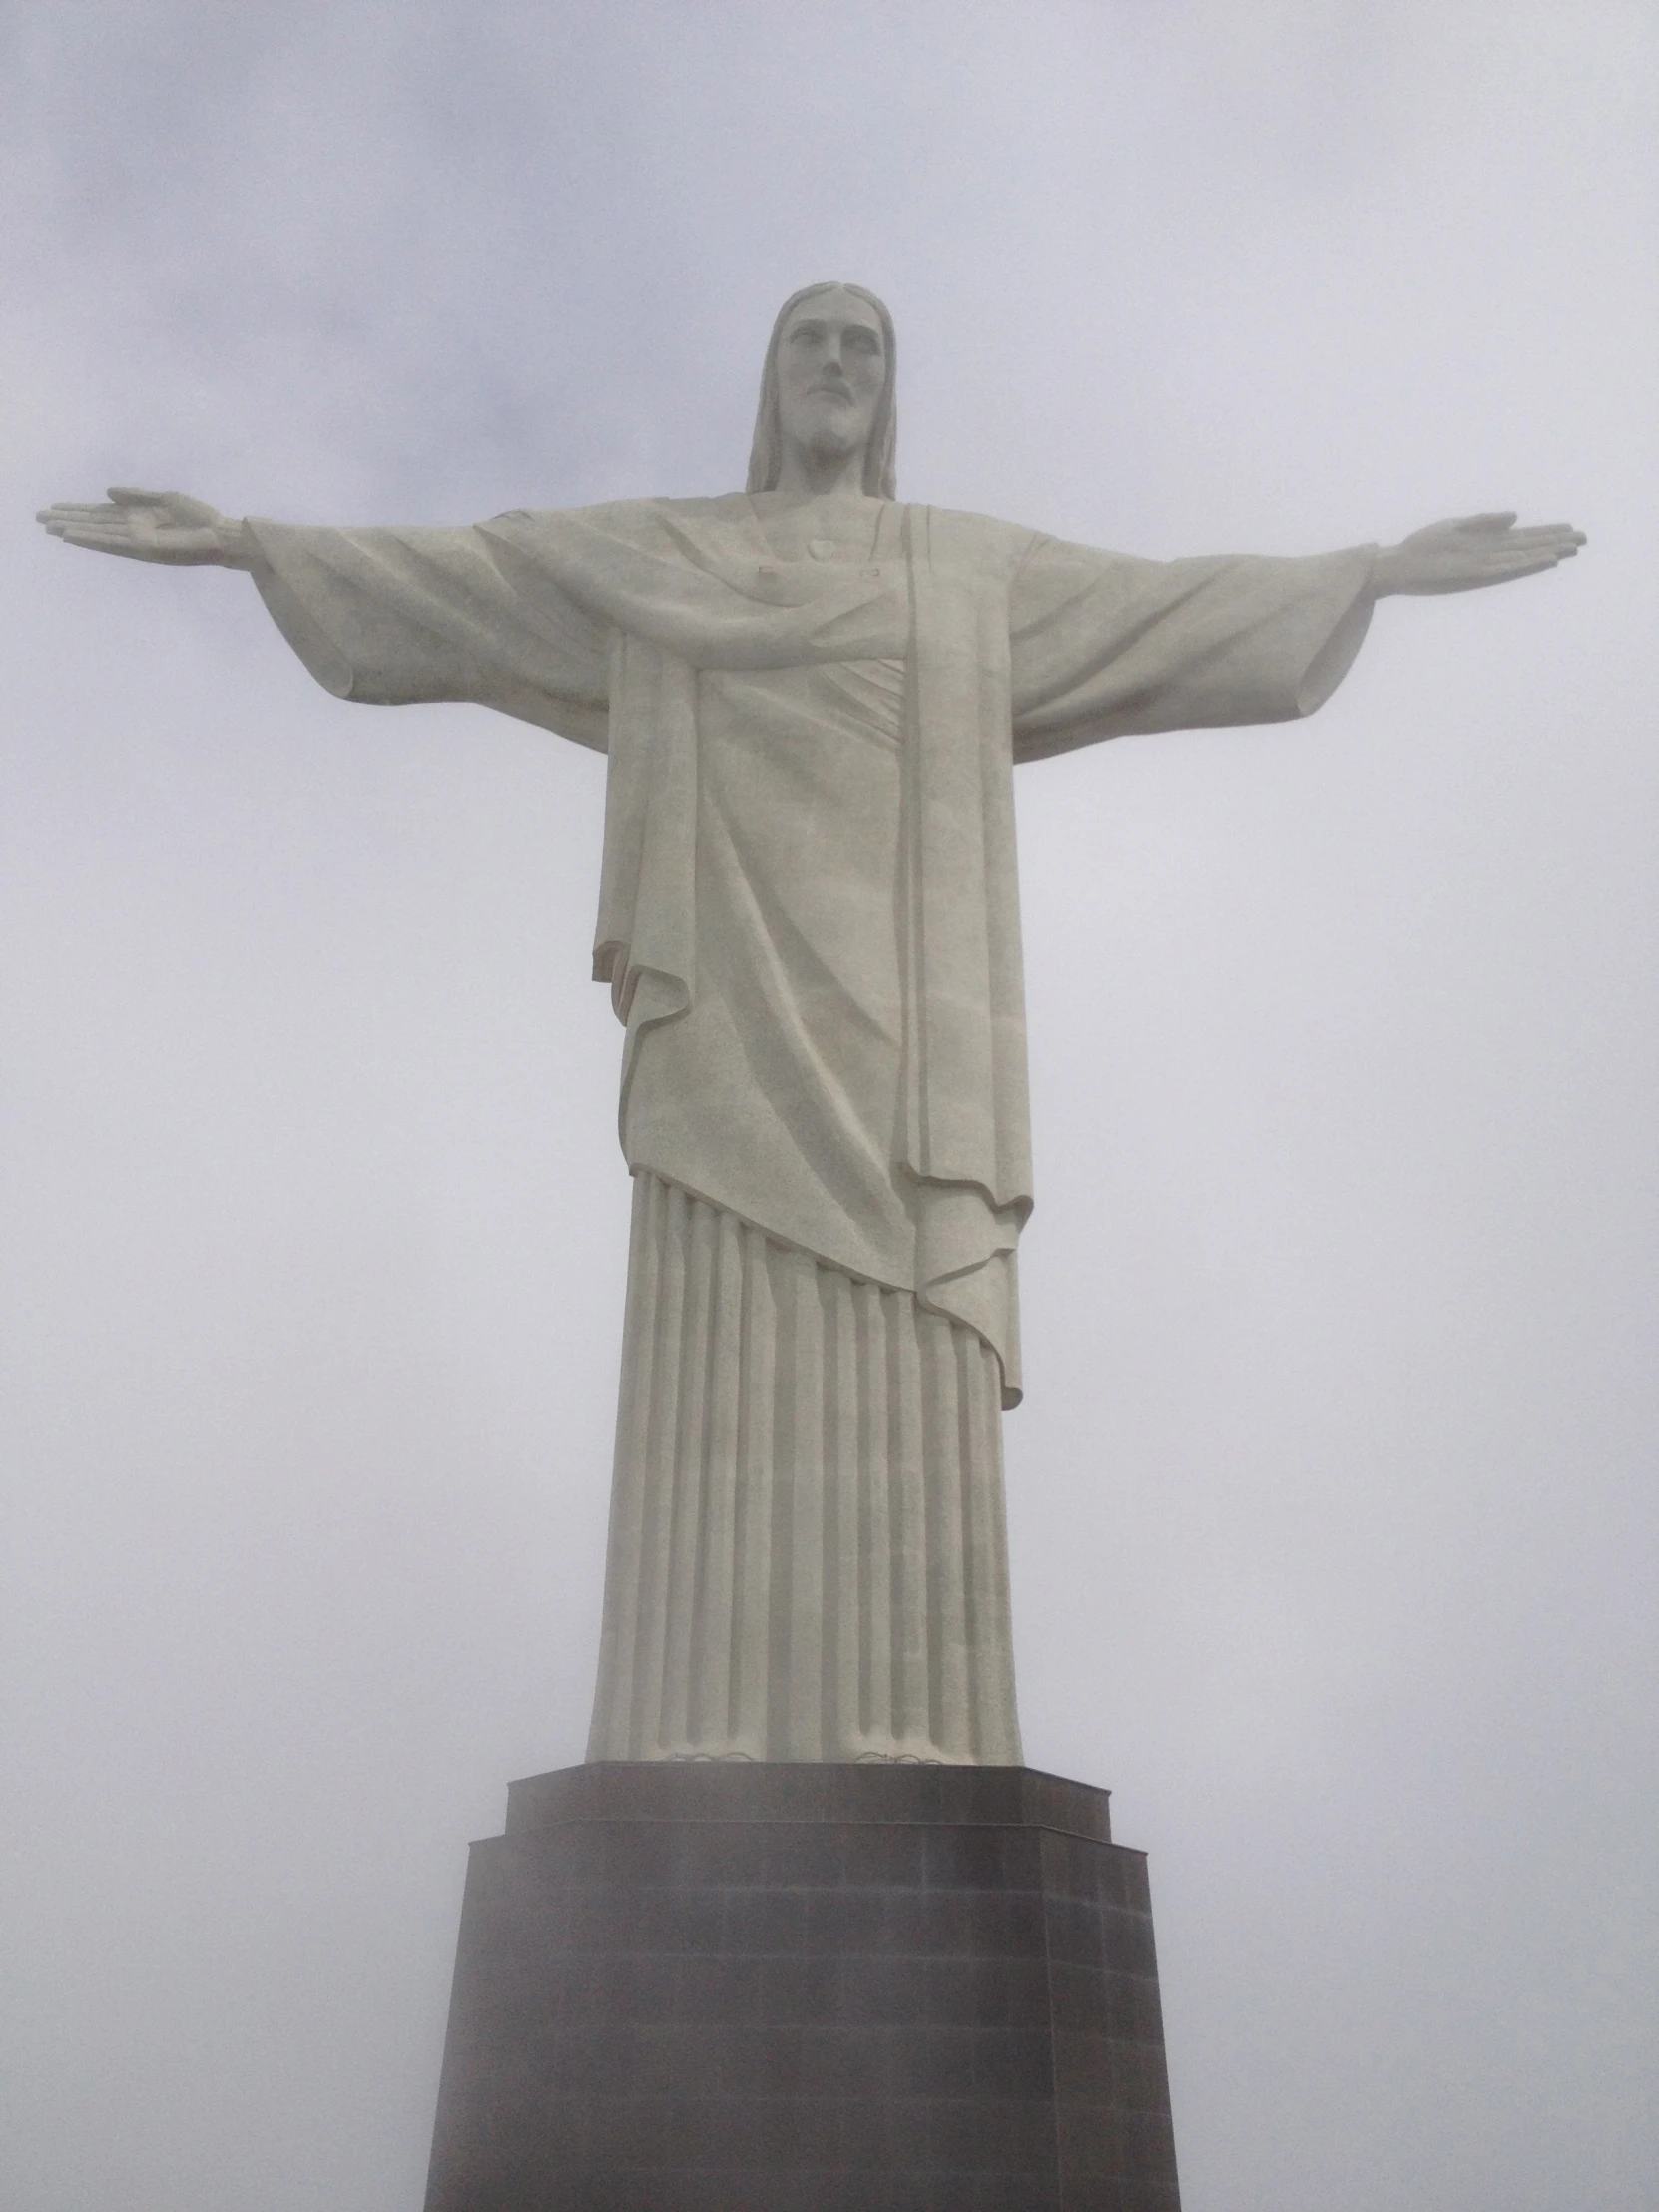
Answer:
(586, 1171, 1023, 1765)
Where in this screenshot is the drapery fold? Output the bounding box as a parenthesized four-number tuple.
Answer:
(547, 503, 1033, 1399)
(242, 494, 1380, 1765)
(587, 1171, 1023, 1765)
(245, 503, 1374, 1416)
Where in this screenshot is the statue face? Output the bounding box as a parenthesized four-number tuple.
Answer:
(774, 287, 887, 476)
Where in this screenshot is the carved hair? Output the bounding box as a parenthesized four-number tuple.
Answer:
(746, 282, 897, 500)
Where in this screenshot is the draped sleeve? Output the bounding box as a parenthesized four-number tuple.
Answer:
(1008, 534, 1378, 764)
(243, 516, 613, 751)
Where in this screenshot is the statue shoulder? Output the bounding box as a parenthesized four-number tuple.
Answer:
(486, 493, 746, 553)
(909, 503, 1042, 579)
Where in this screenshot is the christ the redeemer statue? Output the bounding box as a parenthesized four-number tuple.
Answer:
(40, 282, 1582, 1770)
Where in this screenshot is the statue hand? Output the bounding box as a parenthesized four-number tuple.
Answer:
(1372, 512, 1584, 597)
(36, 487, 249, 568)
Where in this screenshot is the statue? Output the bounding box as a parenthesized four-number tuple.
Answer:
(39, 282, 1583, 1771)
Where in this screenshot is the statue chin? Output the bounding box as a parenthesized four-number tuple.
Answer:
(803, 430, 856, 464)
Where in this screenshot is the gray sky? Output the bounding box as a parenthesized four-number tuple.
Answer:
(3, 5, 1654, 2208)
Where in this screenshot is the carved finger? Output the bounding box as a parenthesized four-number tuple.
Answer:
(1475, 547, 1549, 569)
(1455, 511, 1519, 535)
(60, 527, 151, 556)
(1490, 552, 1574, 579)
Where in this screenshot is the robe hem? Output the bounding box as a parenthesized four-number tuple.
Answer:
(617, 1161, 1021, 1408)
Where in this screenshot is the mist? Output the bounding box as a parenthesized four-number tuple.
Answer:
(3, 6, 1654, 2209)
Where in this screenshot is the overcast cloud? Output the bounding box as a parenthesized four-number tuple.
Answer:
(2, 6, 1655, 2210)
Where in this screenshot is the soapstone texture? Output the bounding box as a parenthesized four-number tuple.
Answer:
(423, 1761, 1181, 2212)
(236, 476, 1375, 1761)
(46, 285, 1587, 1763)
(588, 1172, 1022, 1764)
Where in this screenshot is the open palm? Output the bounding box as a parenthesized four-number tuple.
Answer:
(1374, 511, 1584, 596)
(36, 486, 238, 566)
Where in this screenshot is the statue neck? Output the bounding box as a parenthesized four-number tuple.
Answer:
(772, 440, 869, 500)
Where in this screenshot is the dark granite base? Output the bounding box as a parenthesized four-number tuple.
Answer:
(424, 1764, 1180, 2212)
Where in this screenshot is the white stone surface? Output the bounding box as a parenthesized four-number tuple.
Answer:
(587, 1172, 1021, 1764)
(34, 284, 1583, 1763)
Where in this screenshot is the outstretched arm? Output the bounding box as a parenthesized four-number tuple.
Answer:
(37, 487, 252, 568)
(1007, 505, 1586, 763)
(36, 485, 613, 748)
(1371, 511, 1584, 597)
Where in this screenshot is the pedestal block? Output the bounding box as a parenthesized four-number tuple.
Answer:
(424, 1763, 1180, 2212)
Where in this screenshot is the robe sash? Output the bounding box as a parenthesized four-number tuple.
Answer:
(481, 507, 1033, 1400)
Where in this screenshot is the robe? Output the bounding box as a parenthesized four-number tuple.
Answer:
(245, 495, 1376, 1762)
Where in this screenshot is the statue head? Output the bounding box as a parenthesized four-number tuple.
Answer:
(747, 282, 897, 500)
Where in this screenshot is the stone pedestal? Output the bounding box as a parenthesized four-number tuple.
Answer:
(424, 1763, 1181, 2212)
